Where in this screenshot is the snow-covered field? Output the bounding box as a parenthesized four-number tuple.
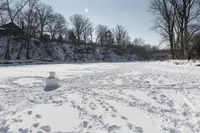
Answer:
(0, 61, 200, 133)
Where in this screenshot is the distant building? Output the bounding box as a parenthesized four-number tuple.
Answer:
(0, 22, 24, 37)
(42, 34, 51, 42)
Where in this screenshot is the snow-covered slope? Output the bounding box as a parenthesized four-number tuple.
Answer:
(0, 37, 139, 62)
(0, 62, 200, 133)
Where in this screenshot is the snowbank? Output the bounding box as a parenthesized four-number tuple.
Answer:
(162, 59, 200, 66)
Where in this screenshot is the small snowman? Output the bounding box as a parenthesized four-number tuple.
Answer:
(45, 71, 59, 90)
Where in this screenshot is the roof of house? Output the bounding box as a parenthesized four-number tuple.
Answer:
(0, 27, 5, 30)
(0, 22, 22, 31)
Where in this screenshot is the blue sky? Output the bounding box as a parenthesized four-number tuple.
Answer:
(42, 0, 160, 45)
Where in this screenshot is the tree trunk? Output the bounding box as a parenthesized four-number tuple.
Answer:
(40, 24, 44, 40)
(16, 43, 25, 60)
(4, 34, 11, 60)
(26, 35, 31, 59)
(180, 23, 185, 58)
(26, 41, 30, 59)
(169, 35, 175, 59)
(26, 25, 31, 59)
(77, 32, 80, 44)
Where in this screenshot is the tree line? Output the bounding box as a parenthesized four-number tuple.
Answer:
(0, 0, 158, 60)
(150, 0, 200, 59)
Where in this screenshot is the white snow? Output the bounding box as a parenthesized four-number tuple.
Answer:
(0, 61, 200, 133)
(13, 78, 43, 86)
(8, 103, 80, 132)
(163, 60, 200, 67)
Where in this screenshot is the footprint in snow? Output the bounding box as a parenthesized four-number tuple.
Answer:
(102, 105, 107, 108)
(82, 121, 89, 128)
(196, 112, 200, 117)
(127, 123, 133, 129)
(81, 99, 88, 104)
(111, 113, 116, 118)
(89, 103, 97, 110)
(18, 128, 29, 133)
(0, 105, 4, 112)
(100, 102, 104, 105)
(40, 125, 51, 132)
(13, 118, 23, 123)
(134, 127, 143, 133)
(33, 122, 40, 128)
(112, 108, 117, 113)
(27, 111, 32, 115)
(52, 100, 63, 106)
(105, 107, 109, 111)
(106, 125, 121, 132)
(100, 103, 110, 111)
(120, 115, 128, 120)
(35, 114, 42, 119)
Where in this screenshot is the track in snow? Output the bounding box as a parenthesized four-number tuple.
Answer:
(0, 62, 200, 133)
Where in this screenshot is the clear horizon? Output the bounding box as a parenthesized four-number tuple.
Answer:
(42, 0, 161, 46)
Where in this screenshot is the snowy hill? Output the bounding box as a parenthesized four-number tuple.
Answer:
(0, 37, 139, 63)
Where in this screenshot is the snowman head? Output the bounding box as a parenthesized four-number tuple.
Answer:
(49, 71, 56, 78)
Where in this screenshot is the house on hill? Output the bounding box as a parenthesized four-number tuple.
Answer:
(0, 22, 24, 37)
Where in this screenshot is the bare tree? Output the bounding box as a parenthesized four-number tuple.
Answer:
(0, 0, 7, 24)
(70, 14, 91, 44)
(67, 30, 76, 43)
(171, 0, 200, 58)
(133, 38, 145, 46)
(0, 1, 6, 14)
(150, 0, 200, 59)
(95, 25, 115, 49)
(113, 25, 130, 46)
(104, 30, 115, 47)
(22, 0, 40, 59)
(150, 0, 179, 59)
(5, 0, 28, 24)
(4, 0, 28, 60)
(96, 25, 108, 46)
(37, 3, 53, 40)
(83, 23, 94, 43)
(47, 13, 67, 40)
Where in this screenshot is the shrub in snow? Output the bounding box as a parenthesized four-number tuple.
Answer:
(45, 72, 59, 91)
